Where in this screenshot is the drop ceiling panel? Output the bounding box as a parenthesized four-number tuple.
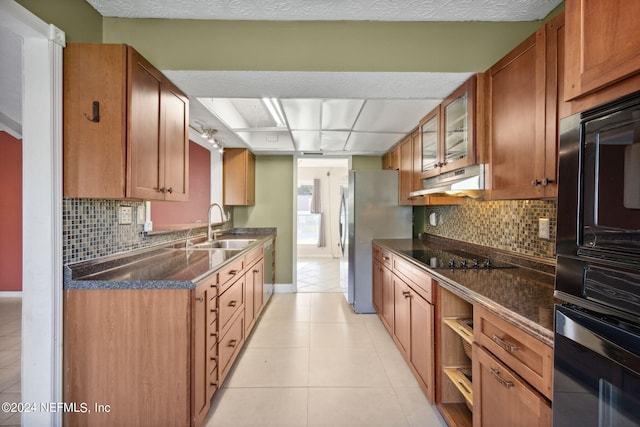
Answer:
(282, 99, 321, 130)
(346, 132, 406, 153)
(236, 131, 295, 151)
(291, 130, 320, 151)
(354, 99, 441, 132)
(321, 99, 364, 130)
(230, 98, 277, 129)
(321, 131, 350, 151)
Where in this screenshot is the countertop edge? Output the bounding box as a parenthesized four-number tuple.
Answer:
(64, 231, 276, 290)
(374, 239, 554, 347)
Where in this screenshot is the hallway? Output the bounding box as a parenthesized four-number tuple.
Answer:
(204, 292, 446, 426)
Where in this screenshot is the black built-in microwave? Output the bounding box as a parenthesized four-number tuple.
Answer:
(556, 91, 640, 321)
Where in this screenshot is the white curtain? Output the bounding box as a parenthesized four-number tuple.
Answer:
(310, 178, 326, 247)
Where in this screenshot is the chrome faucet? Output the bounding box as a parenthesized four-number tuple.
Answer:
(207, 203, 228, 241)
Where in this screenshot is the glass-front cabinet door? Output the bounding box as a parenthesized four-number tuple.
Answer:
(420, 106, 440, 179)
(419, 75, 477, 178)
(440, 76, 477, 173)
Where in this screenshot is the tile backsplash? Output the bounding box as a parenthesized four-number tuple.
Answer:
(63, 198, 195, 265)
(421, 198, 557, 261)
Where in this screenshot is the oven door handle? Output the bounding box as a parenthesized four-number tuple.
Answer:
(556, 306, 640, 376)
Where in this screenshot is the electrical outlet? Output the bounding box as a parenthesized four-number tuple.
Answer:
(538, 218, 550, 239)
(119, 206, 133, 225)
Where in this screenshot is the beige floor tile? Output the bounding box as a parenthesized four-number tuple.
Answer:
(309, 293, 362, 323)
(309, 347, 390, 387)
(308, 387, 409, 427)
(393, 387, 447, 427)
(260, 295, 312, 323)
(309, 322, 375, 349)
(204, 387, 308, 427)
(245, 321, 310, 349)
(225, 347, 309, 388)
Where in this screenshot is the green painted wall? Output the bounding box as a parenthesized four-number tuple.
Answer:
(351, 156, 382, 171)
(102, 18, 540, 73)
(232, 155, 294, 284)
(16, 0, 102, 42)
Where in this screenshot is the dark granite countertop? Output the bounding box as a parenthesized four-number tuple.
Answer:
(374, 236, 557, 346)
(64, 228, 276, 290)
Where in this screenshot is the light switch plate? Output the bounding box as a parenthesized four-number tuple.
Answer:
(119, 206, 133, 225)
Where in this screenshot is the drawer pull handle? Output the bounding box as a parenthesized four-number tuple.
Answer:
(210, 308, 218, 313)
(229, 300, 237, 307)
(210, 332, 218, 337)
(382, 256, 390, 261)
(490, 368, 514, 389)
(229, 270, 238, 276)
(492, 335, 519, 353)
(457, 326, 472, 339)
(211, 356, 217, 361)
(253, 269, 259, 274)
(195, 296, 204, 302)
(228, 339, 238, 348)
(402, 290, 411, 298)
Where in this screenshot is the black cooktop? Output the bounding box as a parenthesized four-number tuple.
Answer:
(400, 248, 516, 270)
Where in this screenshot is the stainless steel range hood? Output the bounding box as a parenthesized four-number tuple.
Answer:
(410, 164, 485, 197)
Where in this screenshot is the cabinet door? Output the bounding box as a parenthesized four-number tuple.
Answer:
(472, 344, 551, 427)
(380, 264, 394, 333)
(441, 77, 477, 174)
(398, 136, 415, 206)
(244, 267, 255, 335)
(409, 289, 435, 403)
(383, 147, 399, 170)
(127, 47, 164, 200)
(393, 277, 411, 358)
(252, 259, 264, 317)
(372, 258, 383, 314)
(161, 80, 189, 202)
(223, 148, 256, 206)
(192, 284, 210, 426)
(411, 130, 423, 200)
(487, 30, 546, 200)
(420, 106, 440, 179)
(565, 0, 640, 101)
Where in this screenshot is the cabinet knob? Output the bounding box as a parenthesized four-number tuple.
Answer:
(158, 187, 166, 193)
(530, 179, 541, 187)
(541, 178, 553, 186)
(166, 187, 173, 194)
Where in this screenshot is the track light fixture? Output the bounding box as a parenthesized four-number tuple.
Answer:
(200, 127, 224, 151)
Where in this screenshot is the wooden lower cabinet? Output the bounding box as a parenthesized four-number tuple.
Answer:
(472, 344, 551, 427)
(64, 245, 270, 427)
(374, 246, 435, 404)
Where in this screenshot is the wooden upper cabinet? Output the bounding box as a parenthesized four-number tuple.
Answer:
(223, 148, 255, 206)
(486, 13, 564, 200)
(565, 0, 640, 101)
(420, 75, 482, 180)
(383, 146, 400, 170)
(64, 43, 189, 201)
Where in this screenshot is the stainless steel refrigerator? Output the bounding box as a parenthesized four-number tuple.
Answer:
(339, 170, 412, 313)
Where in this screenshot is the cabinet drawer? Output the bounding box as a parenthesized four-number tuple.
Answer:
(473, 344, 551, 426)
(218, 310, 244, 379)
(219, 257, 244, 294)
(393, 256, 433, 303)
(373, 244, 393, 266)
(245, 245, 263, 267)
(218, 277, 244, 336)
(199, 272, 218, 293)
(474, 306, 553, 400)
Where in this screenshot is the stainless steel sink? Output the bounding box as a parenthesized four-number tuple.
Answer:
(191, 239, 257, 250)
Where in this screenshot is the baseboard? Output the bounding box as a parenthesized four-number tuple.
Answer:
(274, 283, 295, 293)
(0, 291, 23, 298)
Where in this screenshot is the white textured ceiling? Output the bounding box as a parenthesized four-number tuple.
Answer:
(87, 0, 561, 21)
(2, 0, 563, 155)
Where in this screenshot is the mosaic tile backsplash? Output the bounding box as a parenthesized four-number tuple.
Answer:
(63, 198, 199, 265)
(421, 198, 557, 261)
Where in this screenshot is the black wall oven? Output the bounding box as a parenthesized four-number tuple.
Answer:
(554, 91, 640, 426)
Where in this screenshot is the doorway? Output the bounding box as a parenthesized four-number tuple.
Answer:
(0, 3, 65, 425)
(295, 157, 349, 293)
